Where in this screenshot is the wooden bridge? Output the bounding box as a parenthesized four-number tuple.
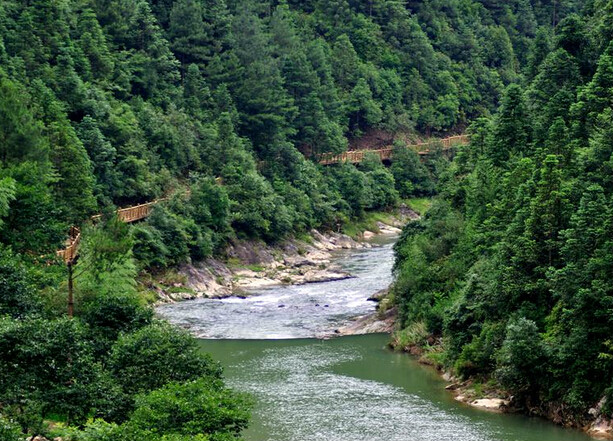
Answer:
(318, 135, 469, 165)
(57, 199, 166, 264)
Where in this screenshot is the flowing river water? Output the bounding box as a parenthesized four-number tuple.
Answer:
(157, 236, 594, 441)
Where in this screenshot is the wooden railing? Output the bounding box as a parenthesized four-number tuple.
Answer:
(57, 198, 168, 264)
(319, 134, 469, 165)
(56, 226, 82, 264)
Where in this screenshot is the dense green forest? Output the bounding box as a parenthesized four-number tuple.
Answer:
(1, 0, 570, 259)
(392, 0, 613, 427)
(0, 0, 610, 438)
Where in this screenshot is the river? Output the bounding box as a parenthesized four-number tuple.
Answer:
(157, 236, 594, 441)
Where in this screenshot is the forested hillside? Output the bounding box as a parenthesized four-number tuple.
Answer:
(0, 0, 571, 260)
(392, 0, 613, 428)
(1, 0, 609, 439)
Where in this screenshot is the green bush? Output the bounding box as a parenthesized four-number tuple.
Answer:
(454, 322, 506, 378)
(393, 321, 428, 350)
(127, 378, 251, 439)
(132, 224, 170, 269)
(0, 248, 42, 318)
(360, 153, 399, 210)
(109, 322, 222, 397)
(326, 163, 371, 216)
(81, 291, 153, 349)
(495, 317, 546, 396)
(63, 418, 235, 441)
(189, 178, 232, 252)
(390, 147, 435, 197)
(0, 317, 118, 426)
(0, 415, 22, 441)
(147, 207, 192, 265)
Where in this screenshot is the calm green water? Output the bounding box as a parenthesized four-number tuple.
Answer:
(159, 238, 594, 441)
(200, 335, 594, 441)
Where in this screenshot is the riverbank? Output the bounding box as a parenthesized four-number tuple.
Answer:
(333, 287, 397, 336)
(148, 209, 412, 305)
(390, 328, 613, 439)
(198, 334, 596, 441)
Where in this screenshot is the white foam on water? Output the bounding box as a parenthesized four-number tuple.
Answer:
(231, 343, 494, 441)
(157, 241, 396, 339)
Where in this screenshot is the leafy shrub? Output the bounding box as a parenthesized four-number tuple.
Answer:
(0, 415, 22, 441)
(326, 163, 371, 216)
(0, 317, 119, 426)
(81, 291, 153, 349)
(127, 378, 251, 439)
(109, 322, 222, 397)
(132, 224, 170, 268)
(0, 248, 42, 318)
(393, 321, 428, 350)
(390, 146, 435, 197)
(147, 206, 191, 265)
(495, 317, 546, 396)
(454, 321, 506, 378)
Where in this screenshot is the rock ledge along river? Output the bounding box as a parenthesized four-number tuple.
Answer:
(157, 236, 595, 441)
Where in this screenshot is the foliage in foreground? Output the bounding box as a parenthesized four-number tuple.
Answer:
(0, 222, 250, 440)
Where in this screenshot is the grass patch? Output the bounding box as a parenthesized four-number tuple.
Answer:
(392, 321, 429, 350)
(472, 381, 484, 399)
(294, 231, 314, 244)
(342, 211, 396, 239)
(166, 286, 195, 294)
(226, 258, 265, 273)
(158, 269, 188, 286)
(226, 257, 241, 267)
(139, 287, 159, 305)
(245, 264, 265, 272)
(137, 269, 189, 304)
(404, 197, 432, 215)
(377, 291, 395, 317)
(420, 344, 446, 369)
(45, 413, 68, 424)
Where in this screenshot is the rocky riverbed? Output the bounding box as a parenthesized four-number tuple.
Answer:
(152, 219, 405, 304)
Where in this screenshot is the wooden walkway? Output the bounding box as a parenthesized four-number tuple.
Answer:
(318, 135, 469, 165)
(56, 137, 468, 263)
(57, 199, 166, 264)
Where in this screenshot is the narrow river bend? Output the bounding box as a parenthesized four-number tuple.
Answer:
(157, 237, 594, 441)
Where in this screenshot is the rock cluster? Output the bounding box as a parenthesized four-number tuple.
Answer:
(587, 398, 613, 439)
(155, 228, 377, 303)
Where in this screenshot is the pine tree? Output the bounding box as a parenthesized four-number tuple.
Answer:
(76, 217, 137, 299)
(572, 42, 613, 138)
(77, 116, 119, 205)
(0, 75, 48, 165)
(525, 27, 552, 79)
(229, 7, 296, 154)
(489, 84, 531, 165)
(548, 184, 613, 411)
(331, 34, 361, 91)
(168, 0, 209, 65)
(526, 155, 568, 269)
(347, 77, 382, 135)
(76, 8, 114, 81)
(0, 178, 16, 229)
(32, 82, 97, 222)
